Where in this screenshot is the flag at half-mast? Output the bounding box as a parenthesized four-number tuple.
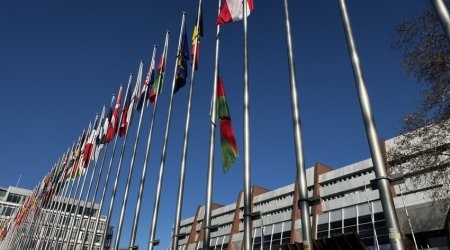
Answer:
(119, 62, 143, 137)
(174, 22, 189, 94)
(192, 7, 203, 70)
(150, 43, 168, 104)
(217, 75, 239, 172)
(105, 85, 123, 142)
(217, 0, 254, 25)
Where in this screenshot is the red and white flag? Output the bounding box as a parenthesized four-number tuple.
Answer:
(217, 0, 254, 25)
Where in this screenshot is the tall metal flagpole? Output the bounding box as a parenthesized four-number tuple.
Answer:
(172, 2, 201, 250)
(148, 12, 185, 250)
(113, 60, 145, 250)
(63, 114, 100, 249)
(130, 41, 163, 249)
(80, 94, 115, 247)
(337, 0, 405, 249)
(282, 0, 314, 249)
(72, 107, 107, 248)
(242, 0, 252, 249)
(46, 126, 91, 249)
(91, 82, 131, 250)
(203, 0, 221, 248)
(431, 0, 450, 42)
(100, 74, 134, 250)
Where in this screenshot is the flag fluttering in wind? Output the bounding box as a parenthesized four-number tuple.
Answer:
(217, 0, 254, 25)
(137, 66, 155, 111)
(150, 42, 168, 104)
(192, 9, 203, 70)
(106, 85, 123, 142)
(217, 75, 238, 172)
(119, 62, 143, 137)
(174, 23, 189, 94)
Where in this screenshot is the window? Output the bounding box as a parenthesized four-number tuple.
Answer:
(6, 194, 23, 204)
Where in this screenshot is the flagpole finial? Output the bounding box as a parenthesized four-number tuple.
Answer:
(140, 59, 144, 63)
(120, 83, 123, 87)
(182, 11, 187, 15)
(153, 45, 157, 48)
(165, 29, 170, 34)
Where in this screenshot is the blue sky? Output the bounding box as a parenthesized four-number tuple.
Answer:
(0, 0, 428, 249)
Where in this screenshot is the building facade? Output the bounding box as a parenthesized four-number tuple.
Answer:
(175, 136, 450, 250)
(0, 185, 113, 250)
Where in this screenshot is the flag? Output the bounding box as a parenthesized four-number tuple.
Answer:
(192, 8, 203, 70)
(174, 23, 189, 94)
(137, 64, 156, 111)
(150, 50, 167, 104)
(106, 85, 123, 141)
(217, 76, 238, 172)
(217, 0, 254, 25)
(99, 104, 113, 144)
(119, 62, 143, 137)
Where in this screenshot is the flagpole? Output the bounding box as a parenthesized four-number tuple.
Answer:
(431, 0, 450, 42)
(42, 168, 77, 249)
(148, 12, 185, 250)
(23, 153, 69, 249)
(130, 42, 162, 249)
(63, 114, 100, 249)
(89, 82, 129, 250)
(45, 126, 90, 250)
(172, 2, 202, 250)
(113, 60, 145, 250)
(281, 0, 315, 248)
(203, 1, 221, 249)
(337, 0, 405, 249)
(242, 0, 252, 248)
(72, 107, 107, 249)
(100, 74, 134, 250)
(80, 94, 116, 247)
(40, 153, 80, 249)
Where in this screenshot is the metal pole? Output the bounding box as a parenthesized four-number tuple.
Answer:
(337, 1, 405, 249)
(172, 2, 201, 250)
(282, 0, 313, 248)
(148, 12, 185, 250)
(113, 60, 145, 250)
(101, 74, 134, 250)
(80, 94, 116, 247)
(398, 184, 418, 250)
(203, 0, 221, 249)
(243, 0, 252, 249)
(431, 0, 450, 42)
(130, 42, 162, 249)
(364, 186, 379, 250)
(90, 83, 128, 250)
(73, 109, 107, 250)
(64, 114, 100, 249)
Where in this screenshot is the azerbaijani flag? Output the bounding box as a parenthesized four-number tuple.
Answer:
(217, 0, 254, 25)
(217, 75, 238, 172)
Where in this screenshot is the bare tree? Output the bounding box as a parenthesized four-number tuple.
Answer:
(390, 2, 450, 207)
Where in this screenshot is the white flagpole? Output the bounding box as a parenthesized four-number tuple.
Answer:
(147, 12, 185, 250)
(203, 0, 221, 248)
(113, 60, 145, 250)
(282, 0, 314, 248)
(130, 40, 163, 248)
(63, 114, 100, 249)
(101, 72, 136, 250)
(242, 0, 252, 248)
(431, 0, 450, 42)
(172, 1, 202, 250)
(337, 0, 405, 249)
(80, 94, 115, 247)
(72, 106, 107, 248)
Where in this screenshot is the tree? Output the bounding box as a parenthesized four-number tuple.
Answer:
(390, 2, 450, 208)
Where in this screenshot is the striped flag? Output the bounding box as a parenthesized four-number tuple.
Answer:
(217, 0, 254, 25)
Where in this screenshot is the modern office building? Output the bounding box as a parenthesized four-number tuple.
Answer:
(0, 185, 113, 250)
(174, 134, 450, 250)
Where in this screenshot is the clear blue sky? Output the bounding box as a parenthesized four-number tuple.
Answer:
(0, 0, 427, 249)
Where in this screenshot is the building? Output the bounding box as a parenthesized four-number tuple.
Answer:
(174, 135, 450, 250)
(0, 185, 113, 250)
